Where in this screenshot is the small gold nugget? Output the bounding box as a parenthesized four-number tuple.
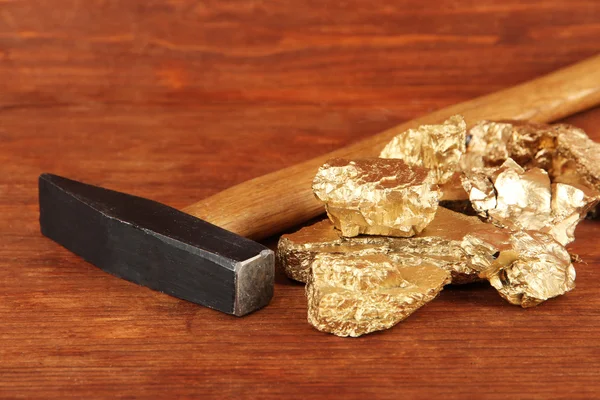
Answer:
(380, 115, 466, 184)
(312, 158, 440, 237)
(461, 158, 600, 245)
(463, 230, 575, 308)
(306, 253, 450, 337)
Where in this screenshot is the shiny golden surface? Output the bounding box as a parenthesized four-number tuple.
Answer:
(277, 207, 503, 284)
(553, 126, 600, 190)
(461, 158, 599, 245)
(276, 219, 389, 283)
(462, 120, 600, 194)
(278, 206, 576, 308)
(312, 158, 440, 237)
(461, 120, 559, 170)
(278, 118, 599, 336)
(548, 183, 600, 244)
(380, 115, 466, 184)
(463, 230, 575, 307)
(306, 253, 450, 337)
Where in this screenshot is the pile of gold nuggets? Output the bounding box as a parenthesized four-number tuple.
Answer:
(277, 115, 600, 337)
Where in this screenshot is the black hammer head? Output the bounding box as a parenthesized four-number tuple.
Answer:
(38, 174, 274, 316)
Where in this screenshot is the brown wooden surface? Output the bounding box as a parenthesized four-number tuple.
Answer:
(184, 54, 600, 240)
(1, 1, 600, 399)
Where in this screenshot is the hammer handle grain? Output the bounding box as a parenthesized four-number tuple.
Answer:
(183, 54, 600, 240)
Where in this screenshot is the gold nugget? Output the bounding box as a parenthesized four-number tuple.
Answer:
(463, 230, 575, 308)
(461, 158, 600, 245)
(380, 115, 466, 184)
(462, 120, 600, 193)
(278, 207, 503, 284)
(278, 207, 576, 308)
(276, 219, 389, 282)
(312, 158, 440, 237)
(461, 120, 559, 170)
(280, 118, 593, 337)
(306, 253, 450, 337)
(553, 126, 600, 190)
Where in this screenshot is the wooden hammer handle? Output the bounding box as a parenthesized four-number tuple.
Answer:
(184, 54, 600, 240)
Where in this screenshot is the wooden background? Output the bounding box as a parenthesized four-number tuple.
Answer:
(1, 1, 599, 398)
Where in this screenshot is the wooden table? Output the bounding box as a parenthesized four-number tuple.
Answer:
(1, 1, 599, 398)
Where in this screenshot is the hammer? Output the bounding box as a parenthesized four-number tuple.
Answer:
(39, 55, 600, 316)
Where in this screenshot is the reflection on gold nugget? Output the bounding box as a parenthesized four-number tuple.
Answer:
(312, 158, 440, 237)
(306, 253, 450, 337)
(461, 158, 600, 245)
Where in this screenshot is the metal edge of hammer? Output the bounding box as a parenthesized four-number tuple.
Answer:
(39, 54, 600, 316)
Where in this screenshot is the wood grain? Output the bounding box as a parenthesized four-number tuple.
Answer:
(184, 55, 600, 239)
(1, 1, 600, 399)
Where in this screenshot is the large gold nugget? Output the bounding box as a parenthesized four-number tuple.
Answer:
(306, 253, 450, 337)
(461, 158, 600, 245)
(380, 115, 466, 184)
(312, 158, 440, 237)
(277, 207, 499, 284)
(463, 230, 575, 308)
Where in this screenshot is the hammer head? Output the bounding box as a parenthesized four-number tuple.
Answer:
(38, 174, 274, 316)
